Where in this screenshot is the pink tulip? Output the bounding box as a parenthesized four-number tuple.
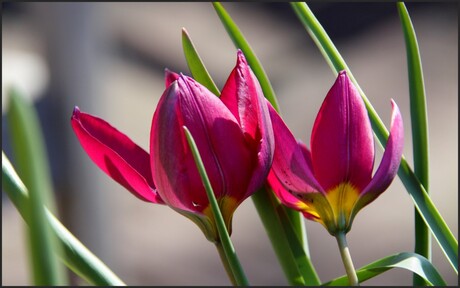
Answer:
(268, 71, 404, 235)
(71, 50, 273, 242)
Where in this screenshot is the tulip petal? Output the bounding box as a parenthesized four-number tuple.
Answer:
(164, 68, 179, 87)
(220, 50, 262, 141)
(311, 71, 374, 192)
(150, 83, 199, 213)
(220, 51, 274, 198)
(297, 140, 313, 172)
(151, 75, 253, 214)
(268, 104, 324, 194)
(243, 97, 273, 199)
(268, 170, 300, 210)
(71, 107, 162, 203)
(268, 170, 319, 221)
(354, 100, 404, 212)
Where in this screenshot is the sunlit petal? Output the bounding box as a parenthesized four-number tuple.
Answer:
(151, 75, 252, 214)
(268, 104, 323, 194)
(353, 99, 404, 215)
(311, 71, 374, 192)
(71, 107, 162, 203)
(219, 50, 274, 199)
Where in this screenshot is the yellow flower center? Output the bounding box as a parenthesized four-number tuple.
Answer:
(201, 196, 239, 241)
(296, 182, 360, 235)
(325, 182, 360, 232)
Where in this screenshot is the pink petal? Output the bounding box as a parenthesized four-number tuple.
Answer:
(164, 68, 179, 87)
(268, 169, 321, 222)
(150, 83, 200, 213)
(268, 170, 307, 211)
(150, 75, 253, 214)
(71, 107, 162, 203)
(243, 98, 274, 199)
(297, 140, 313, 172)
(220, 51, 274, 198)
(220, 50, 262, 141)
(268, 104, 324, 194)
(359, 99, 404, 201)
(311, 71, 374, 192)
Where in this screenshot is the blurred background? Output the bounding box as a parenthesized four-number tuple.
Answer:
(2, 2, 457, 286)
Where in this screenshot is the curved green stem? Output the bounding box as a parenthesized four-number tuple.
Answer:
(335, 232, 359, 286)
(215, 241, 238, 286)
(2, 151, 125, 286)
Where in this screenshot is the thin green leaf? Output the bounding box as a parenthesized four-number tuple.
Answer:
(2, 151, 126, 286)
(182, 28, 221, 96)
(397, 2, 431, 285)
(6, 88, 67, 285)
(290, 2, 458, 273)
(323, 252, 446, 286)
(183, 126, 249, 286)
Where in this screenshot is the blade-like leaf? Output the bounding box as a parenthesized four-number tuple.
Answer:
(290, 2, 458, 273)
(397, 2, 431, 285)
(2, 151, 126, 286)
(183, 126, 249, 286)
(6, 88, 67, 285)
(212, 2, 319, 285)
(182, 28, 221, 96)
(323, 252, 446, 286)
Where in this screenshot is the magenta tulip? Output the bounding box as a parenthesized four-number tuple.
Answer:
(268, 71, 404, 235)
(71, 50, 273, 242)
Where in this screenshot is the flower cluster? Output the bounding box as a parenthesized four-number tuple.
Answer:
(71, 50, 274, 242)
(71, 51, 403, 240)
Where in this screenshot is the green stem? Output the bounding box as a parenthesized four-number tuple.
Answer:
(335, 232, 359, 286)
(396, 3, 431, 285)
(215, 241, 238, 286)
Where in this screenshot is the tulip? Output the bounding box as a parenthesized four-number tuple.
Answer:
(71, 50, 273, 242)
(268, 70, 404, 236)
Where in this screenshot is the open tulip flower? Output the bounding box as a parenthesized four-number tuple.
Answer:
(268, 70, 404, 236)
(71, 50, 274, 242)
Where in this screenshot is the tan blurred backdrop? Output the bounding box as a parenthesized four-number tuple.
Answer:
(2, 2, 458, 286)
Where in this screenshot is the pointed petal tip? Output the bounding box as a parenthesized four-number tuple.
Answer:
(389, 99, 403, 127)
(236, 49, 247, 64)
(164, 69, 180, 87)
(358, 98, 404, 206)
(72, 106, 81, 119)
(337, 70, 351, 85)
